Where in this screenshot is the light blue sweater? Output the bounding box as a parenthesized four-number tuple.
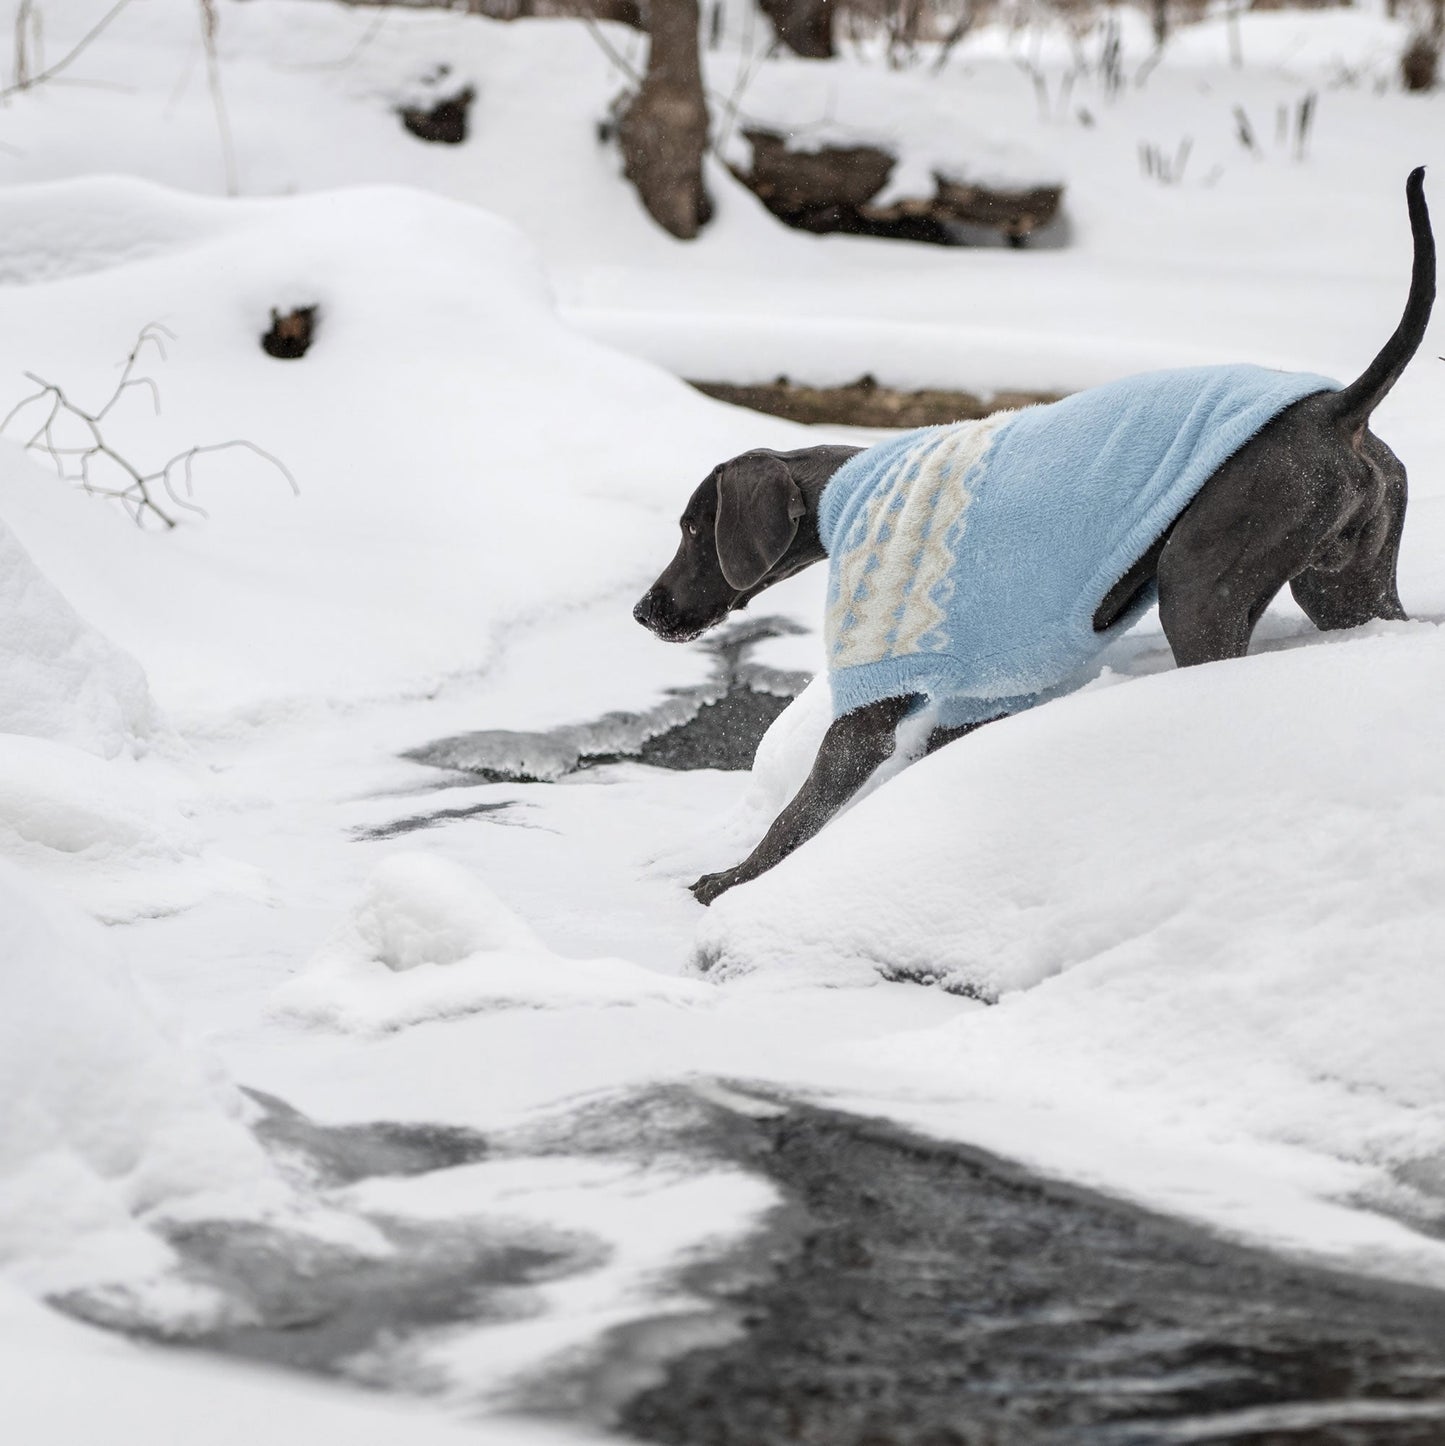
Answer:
(817, 364, 1338, 727)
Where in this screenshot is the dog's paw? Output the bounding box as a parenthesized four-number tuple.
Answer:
(690, 868, 741, 906)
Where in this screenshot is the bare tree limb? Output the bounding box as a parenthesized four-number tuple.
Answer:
(0, 0, 133, 103)
(197, 0, 238, 195)
(0, 325, 297, 530)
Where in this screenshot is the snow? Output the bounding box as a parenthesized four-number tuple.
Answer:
(0, 1278, 611, 1446)
(0, 0, 1441, 1436)
(339, 1153, 776, 1402)
(0, 861, 276, 1294)
(0, 178, 802, 725)
(696, 621, 1445, 1261)
(712, 51, 1066, 204)
(700, 621, 1445, 995)
(0, 511, 157, 757)
(274, 851, 708, 1032)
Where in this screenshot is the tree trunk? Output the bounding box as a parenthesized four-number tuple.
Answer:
(758, 0, 835, 59)
(1151, 0, 1168, 48)
(618, 0, 712, 240)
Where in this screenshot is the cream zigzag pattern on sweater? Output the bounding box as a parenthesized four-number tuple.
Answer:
(828, 413, 1010, 670)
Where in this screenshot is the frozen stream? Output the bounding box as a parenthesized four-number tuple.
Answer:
(58, 605, 1445, 1446)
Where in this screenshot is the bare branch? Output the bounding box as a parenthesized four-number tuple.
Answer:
(563, 0, 644, 85)
(0, 0, 134, 103)
(273, 7, 388, 74)
(197, 0, 238, 196)
(0, 326, 296, 529)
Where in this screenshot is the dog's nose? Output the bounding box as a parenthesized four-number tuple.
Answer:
(632, 591, 656, 628)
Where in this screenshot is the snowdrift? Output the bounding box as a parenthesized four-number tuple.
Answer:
(0, 501, 253, 921)
(0, 511, 157, 758)
(0, 176, 801, 724)
(274, 852, 708, 1032)
(0, 862, 275, 1292)
(697, 622, 1445, 1233)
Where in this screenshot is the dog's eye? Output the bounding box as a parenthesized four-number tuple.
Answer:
(684, 521, 699, 538)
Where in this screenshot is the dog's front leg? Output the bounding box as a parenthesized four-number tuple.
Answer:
(690, 694, 917, 905)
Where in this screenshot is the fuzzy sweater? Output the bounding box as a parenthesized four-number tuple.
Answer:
(817, 364, 1338, 726)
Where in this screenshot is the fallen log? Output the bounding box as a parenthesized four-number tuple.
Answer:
(736, 128, 1064, 247)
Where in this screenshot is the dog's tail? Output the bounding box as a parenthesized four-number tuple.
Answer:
(1329, 166, 1435, 437)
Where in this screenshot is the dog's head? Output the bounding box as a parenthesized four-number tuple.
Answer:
(633, 448, 844, 643)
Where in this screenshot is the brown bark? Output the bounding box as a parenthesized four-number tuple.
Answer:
(617, 0, 712, 239)
(735, 129, 1064, 247)
(689, 376, 1064, 429)
(758, 0, 835, 59)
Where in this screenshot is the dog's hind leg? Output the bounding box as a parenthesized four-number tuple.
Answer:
(1154, 498, 1314, 667)
(1154, 409, 1353, 667)
(1289, 433, 1408, 631)
(690, 693, 916, 905)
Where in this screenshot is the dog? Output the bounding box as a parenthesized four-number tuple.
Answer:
(635, 169, 1435, 906)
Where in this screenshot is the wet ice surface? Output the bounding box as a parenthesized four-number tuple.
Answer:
(53, 1093, 595, 1384)
(405, 618, 808, 784)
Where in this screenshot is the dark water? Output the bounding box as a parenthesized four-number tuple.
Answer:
(404, 616, 807, 784)
(613, 1098, 1445, 1446)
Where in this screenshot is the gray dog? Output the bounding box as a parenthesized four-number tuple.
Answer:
(635, 169, 1434, 906)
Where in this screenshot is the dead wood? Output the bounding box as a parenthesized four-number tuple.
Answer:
(758, 0, 836, 58)
(735, 128, 1063, 247)
(689, 374, 1065, 428)
(617, 0, 712, 238)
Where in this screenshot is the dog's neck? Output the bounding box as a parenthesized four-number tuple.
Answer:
(785, 444, 863, 568)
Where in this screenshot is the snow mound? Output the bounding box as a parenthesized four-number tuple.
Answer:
(0, 175, 799, 725)
(0, 507, 157, 758)
(0, 735, 192, 861)
(699, 624, 1445, 993)
(0, 862, 275, 1292)
(275, 854, 708, 1033)
(697, 625, 1445, 1233)
(0, 175, 231, 287)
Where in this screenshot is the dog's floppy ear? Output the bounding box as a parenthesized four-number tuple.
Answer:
(714, 453, 806, 592)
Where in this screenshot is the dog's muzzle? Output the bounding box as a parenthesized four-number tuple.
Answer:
(633, 588, 663, 631)
(633, 586, 709, 642)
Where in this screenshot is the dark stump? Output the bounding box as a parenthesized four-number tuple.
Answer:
(399, 85, 476, 145)
(261, 306, 317, 360)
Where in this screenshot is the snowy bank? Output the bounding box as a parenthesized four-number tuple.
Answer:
(0, 510, 157, 758)
(696, 622, 1445, 1253)
(0, 177, 804, 726)
(0, 863, 277, 1294)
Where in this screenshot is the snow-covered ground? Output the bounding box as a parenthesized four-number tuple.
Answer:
(1, 0, 1444, 1437)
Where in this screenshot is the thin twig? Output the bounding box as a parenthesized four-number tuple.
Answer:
(932, 1, 975, 75)
(274, 7, 388, 73)
(0, 325, 296, 529)
(566, 0, 643, 85)
(197, 0, 238, 195)
(0, 0, 133, 103)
